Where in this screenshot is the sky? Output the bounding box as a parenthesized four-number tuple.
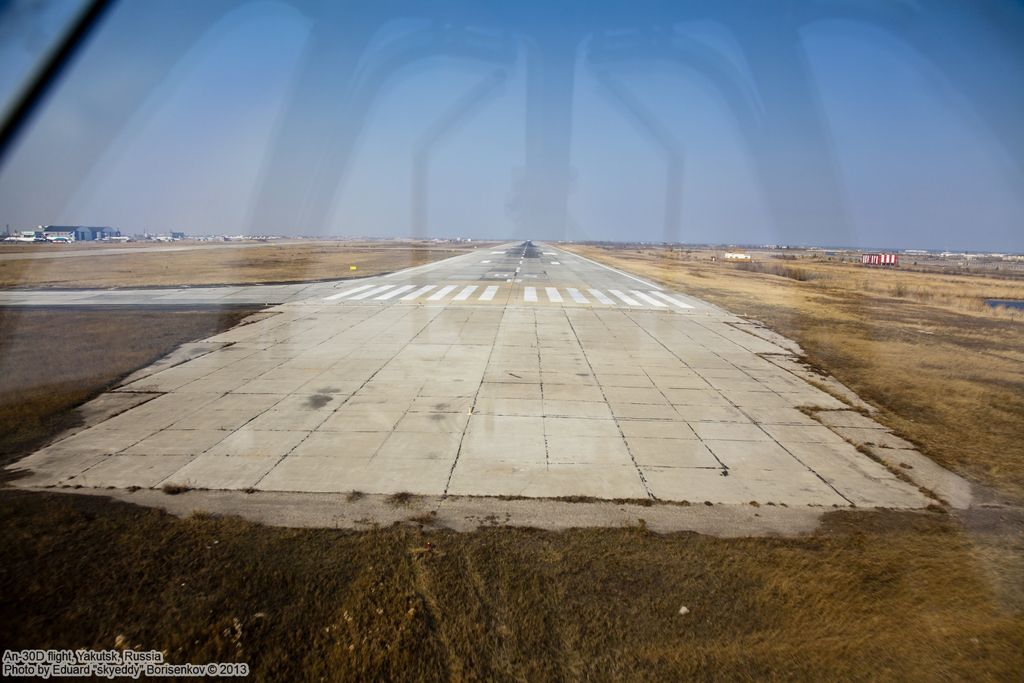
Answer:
(0, 0, 1022, 251)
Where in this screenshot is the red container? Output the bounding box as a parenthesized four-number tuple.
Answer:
(862, 253, 899, 266)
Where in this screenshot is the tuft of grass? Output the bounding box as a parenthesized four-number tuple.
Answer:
(386, 491, 416, 507)
(408, 511, 438, 526)
(733, 261, 825, 282)
(161, 483, 190, 496)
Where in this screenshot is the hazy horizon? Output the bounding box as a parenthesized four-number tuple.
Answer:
(1, 0, 1022, 252)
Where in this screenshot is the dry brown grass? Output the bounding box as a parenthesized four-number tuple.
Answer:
(563, 245, 1024, 504)
(0, 240, 490, 289)
(0, 491, 1020, 680)
(0, 306, 262, 465)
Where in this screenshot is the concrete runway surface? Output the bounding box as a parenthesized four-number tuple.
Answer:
(8, 242, 955, 511)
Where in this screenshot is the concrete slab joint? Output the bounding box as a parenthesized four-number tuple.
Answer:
(5, 241, 971, 529)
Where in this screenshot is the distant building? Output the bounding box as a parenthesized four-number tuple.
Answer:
(41, 225, 119, 241)
(723, 252, 751, 261)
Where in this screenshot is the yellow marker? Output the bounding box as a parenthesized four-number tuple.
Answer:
(350, 266, 357, 271)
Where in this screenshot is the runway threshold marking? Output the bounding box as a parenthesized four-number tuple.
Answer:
(323, 283, 375, 300)
(609, 289, 640, 306)
(427, 285, 457, 301)
(375, 284, 416, 300)
(567, 288, 589, 304)
(631, 290, 668, 307)
(349, 284, 396, 300)
(322, 281, 693, 311)
(400, 285, 436, 300)
(651, 291, 694, 309)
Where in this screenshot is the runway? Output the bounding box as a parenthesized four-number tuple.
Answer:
(6, 242, 940, 508)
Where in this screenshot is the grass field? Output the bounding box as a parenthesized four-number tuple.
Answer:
(1, 490, 1021, 680)
(562, 245, 1024, 505)
(0, 240, 487, 289)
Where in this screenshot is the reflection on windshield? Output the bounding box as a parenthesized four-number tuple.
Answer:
(0, 0, 1020, 250)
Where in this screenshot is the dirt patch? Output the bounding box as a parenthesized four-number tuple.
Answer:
(0, 306, 263, 468)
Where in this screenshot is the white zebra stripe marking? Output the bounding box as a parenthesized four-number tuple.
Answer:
(588, 288, 614, 305)
(609, 289, 640, 306)
(349, 284, 396, 300)
(545, 287, 563, 303)
(400, 285, 436, 301)
(453, 285, 478, 301)
(631, 290, 667, 307)
(480, 285, 499, 301)
(323, 283, 375, 301)
(626, 290, 667, 307)
(567, 288, 589, 304)
(375, 284, 416, 300)
(650, 291, 695, 309)
(427, 285, 457, 301)
(524, 287, 537, 302)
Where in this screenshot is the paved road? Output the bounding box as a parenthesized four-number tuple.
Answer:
(7, 242, 935, 508)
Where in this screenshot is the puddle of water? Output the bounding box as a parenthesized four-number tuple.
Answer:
(985, 299, 1024, 310)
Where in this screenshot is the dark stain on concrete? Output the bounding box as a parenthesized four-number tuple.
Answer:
(307, 394, 333, 409)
